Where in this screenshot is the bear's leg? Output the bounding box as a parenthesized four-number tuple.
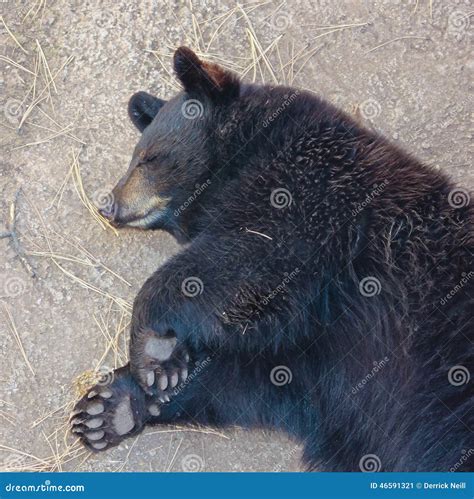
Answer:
(71, 348, 312, 452)
(127, 232, 300, 394)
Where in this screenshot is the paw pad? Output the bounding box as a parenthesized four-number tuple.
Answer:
(71, 367, 146, 452)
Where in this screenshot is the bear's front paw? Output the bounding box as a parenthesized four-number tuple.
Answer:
(131, 328, 189, 396)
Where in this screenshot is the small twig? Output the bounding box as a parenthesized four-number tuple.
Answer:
(365, 36, 429, 54)
(1, 190, 36, 278)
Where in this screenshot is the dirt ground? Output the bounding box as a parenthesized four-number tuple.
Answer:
(0, 0, 472, 472)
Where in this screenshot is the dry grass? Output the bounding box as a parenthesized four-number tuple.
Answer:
(70, 148, 119, 235)
(2, 303, 36, 376)
(148, 2, 370, 95)
(365, 35, 430, 54)
(0, 15, 28, 54)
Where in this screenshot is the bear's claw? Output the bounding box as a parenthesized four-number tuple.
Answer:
(131, 328, 190, 396)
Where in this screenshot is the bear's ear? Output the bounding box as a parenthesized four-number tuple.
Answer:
(128, 91, 166, 132)
(173, 46, 239, 99)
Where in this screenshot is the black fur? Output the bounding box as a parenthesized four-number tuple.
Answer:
(74, 48, 473, 471)
(128, 91, 166, 132)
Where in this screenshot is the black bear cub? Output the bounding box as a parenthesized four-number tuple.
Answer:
(71, 47, 473, 471)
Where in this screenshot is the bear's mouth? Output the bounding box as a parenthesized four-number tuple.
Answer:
(121, 209, 167, 229)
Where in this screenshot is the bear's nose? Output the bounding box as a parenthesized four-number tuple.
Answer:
(99, 202, 116, 221)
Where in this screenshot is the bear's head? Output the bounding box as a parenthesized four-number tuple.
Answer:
(100, 47, 240, 241)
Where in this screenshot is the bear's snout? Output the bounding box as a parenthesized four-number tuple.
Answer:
(98, 200, 117, 223)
